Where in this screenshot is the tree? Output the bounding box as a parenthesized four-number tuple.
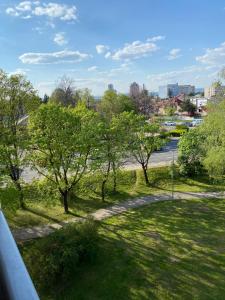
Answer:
(49, 76, 80, 107)
(200, 100, 225, 179)
(178, 129, 205, 176)
(79, 88, 95, 109)
(180, 99, 196, 116)
(28, 104, 99, 213)
(116, 112, 165, 185)
(165, 106, 176, 116)
(42, 94, 49, 104)
(98, 90, 135, 119)
(93, 114, 128, 201)
(0, 70, 40, 208)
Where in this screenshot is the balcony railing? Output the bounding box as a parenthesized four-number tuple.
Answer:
(0, 210, 39, 300)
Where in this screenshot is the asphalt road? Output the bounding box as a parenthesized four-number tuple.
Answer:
(22, 138, 179, 183)
(123, 138, 178, 170)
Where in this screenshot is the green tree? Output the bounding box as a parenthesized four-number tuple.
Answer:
(98, 90, 135, 119)
(117, 112, 165, 185)
(178, 129, 205, 176)
(42, 94, 49, 104)
(180, 99, 196, 116)
(0, 70, 40, 208)
(28, 104, 99, 213)
(200, 100, 225, 179)
(92, 114, 128, 201)
(49, 76, 80, 107)
(165, 106, 176, 116)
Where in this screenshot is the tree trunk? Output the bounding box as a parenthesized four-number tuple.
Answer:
(142, 164, 150, 186)
(112, 162, 117, 193)
(14, 180, 25, 209)
(101, 179, 107, 202)
(101, 162, 111, 202)
(61, 190, 69, 214)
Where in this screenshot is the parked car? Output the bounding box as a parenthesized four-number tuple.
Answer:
(164, 121, 176, 126)
(192, 119, 203, 127)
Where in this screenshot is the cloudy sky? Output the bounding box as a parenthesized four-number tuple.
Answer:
(1, 0, 225, 96)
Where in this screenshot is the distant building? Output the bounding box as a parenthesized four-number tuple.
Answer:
(179, 85, 195, 95)
(159, 83, 179, 98)
(130, 82, 140, 98)
(108, 84, 114, 91)
(204, 85, 225, 98)
(159, 83, 195, 99)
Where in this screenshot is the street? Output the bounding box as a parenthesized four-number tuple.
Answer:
(22, 139, 179, 182)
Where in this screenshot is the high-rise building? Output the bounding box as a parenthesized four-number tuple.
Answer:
(204, 84, 225, 98)
(159, 83, 179, 98)
(179, 85, 195, 95)
(130, 82, 140, 98)
(159, 83, 195, 99)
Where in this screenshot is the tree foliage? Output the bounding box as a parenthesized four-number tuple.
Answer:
(200, 100, 225, 179)
(28, 104, 99, 213)
(98, 90, 136, 119)
(0, 70, 40, 208)
(115, 112, 165, 185)
(178, 129, 205, 176)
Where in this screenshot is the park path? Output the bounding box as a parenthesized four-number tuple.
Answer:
(12, 191, 225, 242)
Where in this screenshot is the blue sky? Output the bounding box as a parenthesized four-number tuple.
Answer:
(1, 0, 225, 96)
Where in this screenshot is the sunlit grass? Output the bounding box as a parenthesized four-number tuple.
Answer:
(1, 166, 224, 229)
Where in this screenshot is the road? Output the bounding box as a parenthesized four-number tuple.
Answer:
(22, 138, 179, 183)
(123, 138, 178, 170)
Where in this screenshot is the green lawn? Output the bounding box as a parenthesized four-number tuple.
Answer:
(2, 167, 225, 229)
(42, 198, 225, 300)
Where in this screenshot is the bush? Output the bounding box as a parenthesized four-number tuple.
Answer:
(22, 218, 99, 291)
(176, 124, 189, 131)
(169, 129, 187, 137)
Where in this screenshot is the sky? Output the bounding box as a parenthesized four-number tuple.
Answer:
(1, 0, 225, 97)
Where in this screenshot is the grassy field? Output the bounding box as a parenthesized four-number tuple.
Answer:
(38, 198, 225, 300)
(1, 166, 225, 229)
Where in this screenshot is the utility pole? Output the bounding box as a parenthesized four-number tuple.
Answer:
(171, 150, 175, 200)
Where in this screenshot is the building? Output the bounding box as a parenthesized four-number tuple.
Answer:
(159, 83, 179, 98)
(204, 85, 225, 98)
(179, 85, 195, 95)
(130, 82, 140, 98)
(190, 97, 208, 115)
(159, 83, 195, 99)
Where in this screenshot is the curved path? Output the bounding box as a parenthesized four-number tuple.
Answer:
(12, 191, 225, 242)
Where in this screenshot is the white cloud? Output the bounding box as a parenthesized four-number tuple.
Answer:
(167, 48, 182, 60)
(147, 35, 165, 42)
(96, 44, 109, 54)
(88, 66, 98, 72)
(9, 68, 30, 76)
(54, 32, 68, 46)
(108, 40, 159, 61)
(6, 1, 77, 22)
(196, 41, 225, 65)
(16, 1, 32, 12)
(19, 50, 90, 64)
(6, 8, 20, 16)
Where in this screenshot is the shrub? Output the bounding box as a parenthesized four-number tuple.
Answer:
(175, 124, 189, 131)
(22, 218, 99, 291)
(169, 129, 187, 137)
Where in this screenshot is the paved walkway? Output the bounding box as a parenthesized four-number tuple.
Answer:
(12, 191, 225, 242)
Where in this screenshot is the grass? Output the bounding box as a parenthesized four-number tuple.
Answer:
(37, 198, 225, 300)
(1, 166, 225, 229)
